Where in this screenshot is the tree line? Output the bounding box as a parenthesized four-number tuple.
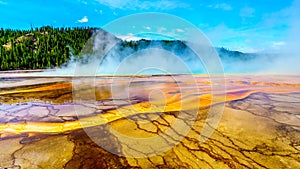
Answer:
(0, 26, 94, 70)
(0, 26, 253, 71)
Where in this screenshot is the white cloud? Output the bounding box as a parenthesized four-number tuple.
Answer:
(272, 41, 286, 47)
(144, 26, 151, 30)
(208, 3, 232, 11)
(0, 1, 7, 5)
(96, 0, 189, 10)
(271, 41, 286, 51)
(236, 47, 264, 53)
(77, 16, 88, 23)
(116, 33, 148, 41)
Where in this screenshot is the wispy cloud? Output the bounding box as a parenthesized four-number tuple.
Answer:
(96, 0, 189, 10)
(282, 0, 300, 54)
(144, 26, 151, 30)
(77, 16, 88, 23)
(0, 0, 7, 5)
(157, 27, 167, 33)
(208, 3, 232, 11)
(204, 23, 283, 52)
(116, 33, 146, 41)
(272, 41, 286, 46)
(176, 28, 184, 33)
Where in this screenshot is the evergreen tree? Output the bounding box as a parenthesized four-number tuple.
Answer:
(0, 26, 95, 70)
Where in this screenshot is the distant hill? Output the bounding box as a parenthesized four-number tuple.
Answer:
(216, 47, 258, 61)
(0, 26, 266, 71)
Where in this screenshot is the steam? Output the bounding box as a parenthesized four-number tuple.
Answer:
(36, 29, 207, 76)
(97, 41, 205, 75)
(35, 25, 299, 76)
(262, 0, 300, 74)
(99, 49, 192, 75)
(34, 0, 299, 76)
(220, 0, 300, 74)
(220, 53, 274, 74)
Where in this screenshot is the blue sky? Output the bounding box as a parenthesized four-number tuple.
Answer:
(0, 0, 299, 53)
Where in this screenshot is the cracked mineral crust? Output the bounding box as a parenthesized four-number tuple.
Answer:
(0, 75, 300, 168)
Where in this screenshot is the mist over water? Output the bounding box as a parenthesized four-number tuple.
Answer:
(36, 29, 207, 76)
(35, 40, 295, 76)
(262, 0, 300, 74)
(36, 39, 292, 76)
(35, 8, 300, 77)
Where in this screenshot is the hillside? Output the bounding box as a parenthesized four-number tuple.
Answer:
(0, 27, 260, 71)
(0, 26, 95, 70)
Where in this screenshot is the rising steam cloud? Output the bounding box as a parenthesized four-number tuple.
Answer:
(262, 0, 300, 74)
(35, 1, 300, 76)
(43, 30, 206, 76)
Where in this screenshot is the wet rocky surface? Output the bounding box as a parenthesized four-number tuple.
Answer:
(0, 75, 300, 168)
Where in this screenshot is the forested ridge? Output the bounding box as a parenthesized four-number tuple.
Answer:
(0, 26, 95, 70)
(0, 26, 260, 71)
